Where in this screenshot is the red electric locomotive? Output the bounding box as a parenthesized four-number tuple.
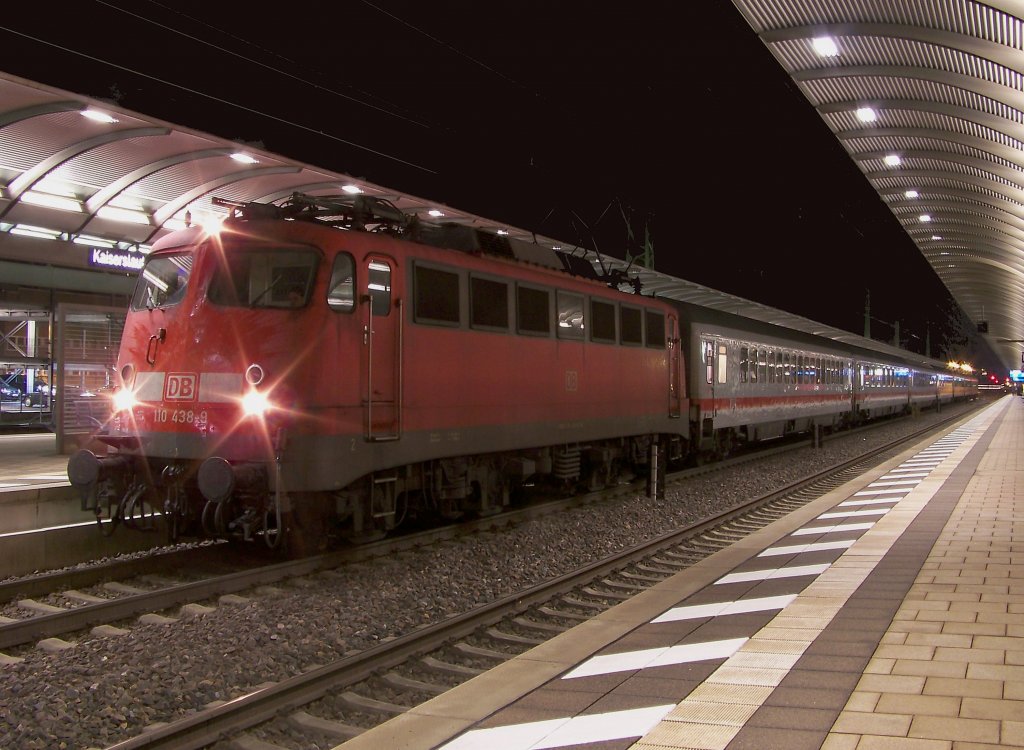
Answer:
(68, 193, 688, 553)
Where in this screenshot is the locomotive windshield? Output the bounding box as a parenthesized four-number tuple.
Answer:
(130, 252, 193, 310)
(207, 246, 319, 308)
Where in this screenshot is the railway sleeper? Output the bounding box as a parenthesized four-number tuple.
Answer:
(485, 626, 546, 646)
(452, 641, 511, 661)
(537, 605, 590, 621)
(420, 655, 484, 677)
(512, 616, 571, 634)
(287, 710, 363, 740)
(339, 690, 410, 715)
(380, 671, 449, 695)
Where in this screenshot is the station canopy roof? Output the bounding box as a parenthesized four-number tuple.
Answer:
(1, 0, 1022, 370)
(730, 0, 1024, 370)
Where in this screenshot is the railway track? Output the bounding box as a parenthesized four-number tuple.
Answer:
(63, 405, 978, 750)
(0, 406, 946, 658)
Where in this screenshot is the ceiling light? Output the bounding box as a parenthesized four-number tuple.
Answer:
(428, 209, 444, 217)
(73, 235, 115, 248)
(80, 109, 118, 124)
(230, 153, 259, 164)
(97, 206, 151, 225)
(812, 37, 838, 57)
(497, 229, 509, 235)
(108, 196, 145, 211)
(855, 107, 876, 122)
(342, 184, 362, 194)
(884, 154, 902, 167)
(10, 224, 61, 240)
(919, 214, 932, 222)
(21, 190, 83, 212)
(904, 190, 919, 199)
(931, 235, 942, 240)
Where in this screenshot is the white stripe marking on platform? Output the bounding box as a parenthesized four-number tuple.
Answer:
(562, 637, 748, 679)
(651, 594, 797, 623)
(715, 564, 830, 585)
(817, 508, 889, 520)
(759, 539, 855, 557)
(438, 703, 677, 750)
(790, 521, 876, 536)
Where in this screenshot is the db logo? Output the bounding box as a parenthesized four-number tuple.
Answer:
(164, 373, 198, 401)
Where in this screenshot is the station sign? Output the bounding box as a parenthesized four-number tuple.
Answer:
(86, 247, 145, 273)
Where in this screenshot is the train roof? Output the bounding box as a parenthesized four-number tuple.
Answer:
(207, 193, 965, 377)
(592, 255, 966, 376)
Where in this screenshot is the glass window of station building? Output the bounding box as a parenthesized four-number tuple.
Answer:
(0, 231, 138, 439)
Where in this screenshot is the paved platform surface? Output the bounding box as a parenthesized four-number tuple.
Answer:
(336, 396, 1022, 750)
(0, 431, 69, 492)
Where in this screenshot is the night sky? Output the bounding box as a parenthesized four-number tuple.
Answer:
(0, 1, 999, 371)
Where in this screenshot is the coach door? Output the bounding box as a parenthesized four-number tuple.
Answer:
(668, 316, 681, 417)
(702, 338, 717, 416)
(361, 256, 401, 441)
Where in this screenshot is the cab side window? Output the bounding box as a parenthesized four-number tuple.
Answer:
(327, 253, 355, 312)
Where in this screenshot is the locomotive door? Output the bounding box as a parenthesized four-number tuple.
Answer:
(361, 256, 401, 441)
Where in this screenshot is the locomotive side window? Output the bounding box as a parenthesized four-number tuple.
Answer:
(516, 284, 551, 336)
(590, 300, 616, 344)
(207, 247, 318, 308)
(327, 253, 355, 311)
(556, 291, 584, 339)
(703, 340, 714, 384)
(717, 344, 727, 384)
(132, 252, 192, 310)
(368, 260, 391, 317)
(620, 306, 642, 346)
(471, 276, 509, 330)
(645, 310, 665, 348)
(414, 264, 461, 325)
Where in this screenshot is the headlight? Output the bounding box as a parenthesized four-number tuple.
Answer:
(112, 388, 137, 412)
(241, 389, 272, 417)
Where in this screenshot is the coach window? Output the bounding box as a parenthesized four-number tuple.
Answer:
(717, 344, 727, 384)
(471, 275, 509, 330)
(758, 349, 767, 383)
(750, 348, 758, 383)
(740, 347, 749, 383)
(517, 284, 551, 336)
(590, 299, 617, 344)
(414, 263, 460, 326)
(645, 310, 665, 348)
(556, 291, 584, 339)
(766, 350, 775, 384)
(327, 253, 355, 311)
